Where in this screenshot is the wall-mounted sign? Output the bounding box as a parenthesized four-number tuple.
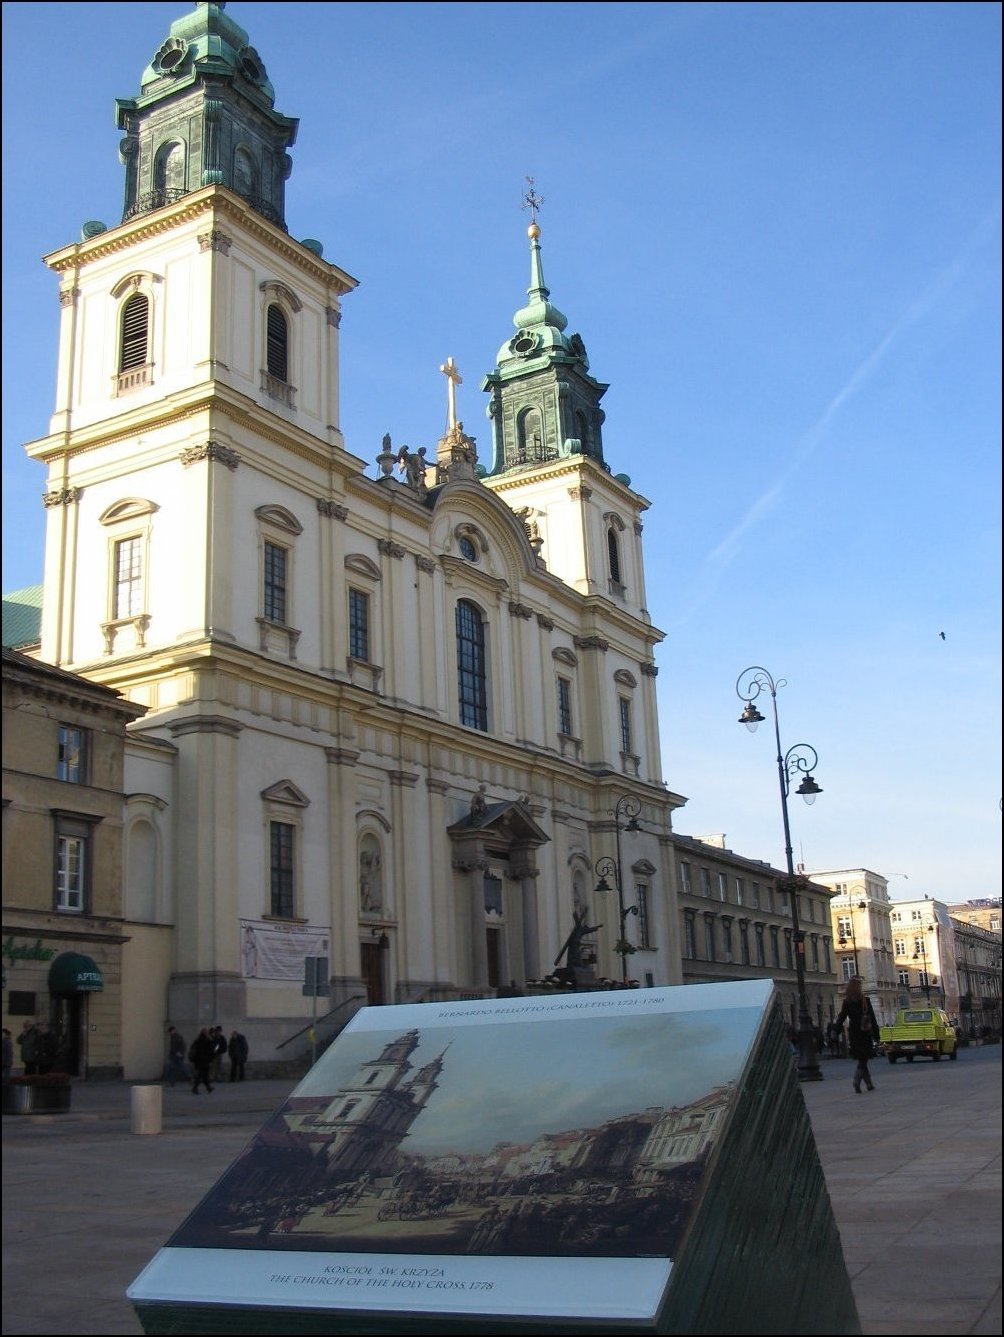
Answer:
(2, 936, 57, 968)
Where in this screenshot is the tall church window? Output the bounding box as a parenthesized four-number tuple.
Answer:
(114, 537, 144, 618)
(349, 588, 370, 661)
(618, 696, 633, 755)
(119, 294, 149, 373)
(636, 883, 651, 949)
(263, 541, 288, 623)
(266, 304, 289, 382)
(456, 600, 488, 731)
(269, 821, 295, 919)
(557, 676, 573, 735)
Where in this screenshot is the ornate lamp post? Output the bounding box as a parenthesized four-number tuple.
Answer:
(593, 794, 641, 984)
(837, 894, 868, 979)
(913, 927, 935, 1004)
(737, 666, 823, 1082)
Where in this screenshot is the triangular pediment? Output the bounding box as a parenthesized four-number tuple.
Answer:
(448, 799, 549, 846)
(260, 779, 310, 808)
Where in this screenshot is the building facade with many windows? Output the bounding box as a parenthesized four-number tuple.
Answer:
(2, 649, 146, 1077)
(16, 3, 686, 1077)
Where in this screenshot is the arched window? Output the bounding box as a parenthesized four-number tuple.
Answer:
(517, 407, 543, 463)
(233, 146, 257, 200)
(456, 599, 488, 731)
(607, 526, 622, 585)
(266, 304, 289, 381)
(120, 293, 150, 372)
(153, 140, 186, 203)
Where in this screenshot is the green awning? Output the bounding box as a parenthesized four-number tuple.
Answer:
(48, 952, 104, 994)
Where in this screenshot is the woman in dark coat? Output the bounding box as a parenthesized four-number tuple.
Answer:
(189, 1027, 216, 1094)
(834, 976, 879, 1093)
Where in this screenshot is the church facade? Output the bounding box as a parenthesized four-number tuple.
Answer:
(20, 2, 686, 1079)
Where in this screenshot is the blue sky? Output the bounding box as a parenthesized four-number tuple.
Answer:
(2, 2, 1000, 897)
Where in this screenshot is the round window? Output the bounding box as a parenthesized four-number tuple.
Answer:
(459, 536, 477, 562)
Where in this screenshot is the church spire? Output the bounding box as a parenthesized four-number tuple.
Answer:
(480, 182, 609, 478)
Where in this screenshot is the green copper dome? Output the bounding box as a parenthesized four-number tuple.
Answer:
(136, 2, 276, 106)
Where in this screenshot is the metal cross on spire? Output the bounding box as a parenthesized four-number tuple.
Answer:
(522, 176, 545, 225)
(439, 356, 462, 432)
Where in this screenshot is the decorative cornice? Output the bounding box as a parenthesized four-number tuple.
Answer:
(452, 856, 491, 873)
(42, 487, 82, 508)
(641, 662, 659, 677)
(425, 778, 450, 794)
(388, 770, 420, 789)
(377, 539, 407, 561)
(326, 306, 341, 328)
(508, 601, 534, 620)
(45, 189, 358, 295)
(58, 288, 80, 308)
(180, 441, 241, 471)
(568, 486, 593, 502)
(415, 555, 436, 574)
(536, 613, 555, 631)
(168, 714, 244, 738)
(316, 499, 349, 520)
(197, 230, 232, 254)
(573, 634, 609, 652)
(324, 747, 360, 767)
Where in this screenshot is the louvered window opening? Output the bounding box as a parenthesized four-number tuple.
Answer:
(120, 294, 149, 371)
(607, 528, 622, 584)
(267, 304, 289, 381)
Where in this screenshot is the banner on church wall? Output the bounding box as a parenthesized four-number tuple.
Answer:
(239, 919, 329, 981)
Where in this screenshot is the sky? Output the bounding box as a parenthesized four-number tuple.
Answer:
(2, 2, 1001, 899)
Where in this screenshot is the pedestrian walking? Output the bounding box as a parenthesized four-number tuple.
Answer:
(189, 1027, 215, 1093)
(2, 1028, 13, 1085)
(833, 976, 879, 1093)
(16, 1020, 39, 1075)
(228, 1029, 249, 1082)
(164, 1026, 189, 1087)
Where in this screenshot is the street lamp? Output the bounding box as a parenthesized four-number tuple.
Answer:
(737, 666, 824, 1083)
(837, 900, 868, 977)
(594, 794, 642, 984)
(913, 927, 936, 1004)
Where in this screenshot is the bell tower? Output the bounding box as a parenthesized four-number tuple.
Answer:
(116, 1, 298, 231)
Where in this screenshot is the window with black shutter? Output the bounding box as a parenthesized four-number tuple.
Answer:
(120, 294, 149, 371)
(266, 304, 289, 381)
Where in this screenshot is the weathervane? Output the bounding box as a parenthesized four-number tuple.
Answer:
(522, 176, 544, 225)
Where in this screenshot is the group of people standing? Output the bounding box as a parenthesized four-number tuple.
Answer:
(164, 1024, 249, 1092)
(13, 1020, 59, 1075)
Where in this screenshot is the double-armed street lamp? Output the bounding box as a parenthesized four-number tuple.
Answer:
(594, 794, 642, 984)
(913, 926, 937, 1004)
(737, 666, 824, 1083)
(837, 894, 868, 979)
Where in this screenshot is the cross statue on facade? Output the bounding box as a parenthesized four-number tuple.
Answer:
(440, 357, 462, 431)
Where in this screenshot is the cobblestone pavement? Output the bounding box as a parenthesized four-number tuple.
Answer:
(2, 1046, 1000, 1334)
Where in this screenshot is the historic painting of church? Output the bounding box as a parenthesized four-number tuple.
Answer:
(171, 996, 759, 1260)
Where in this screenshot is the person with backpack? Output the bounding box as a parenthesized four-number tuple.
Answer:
(833, 976, 879, 1093)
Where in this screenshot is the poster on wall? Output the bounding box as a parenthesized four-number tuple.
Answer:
(240, 919, 329, 981)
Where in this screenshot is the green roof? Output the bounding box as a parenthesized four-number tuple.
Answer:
(2, 585, 43, 650)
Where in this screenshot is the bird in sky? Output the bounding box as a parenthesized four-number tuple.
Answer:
(939, 632, 946, 640)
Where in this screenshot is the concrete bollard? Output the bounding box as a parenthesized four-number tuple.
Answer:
(130, 1084, 163, 1136)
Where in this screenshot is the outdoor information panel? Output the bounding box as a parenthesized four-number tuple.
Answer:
(128, 980, 859, 1334)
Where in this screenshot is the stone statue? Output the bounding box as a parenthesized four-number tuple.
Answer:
(396, 444, 428, 493)
(470, 784, 488, 820)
